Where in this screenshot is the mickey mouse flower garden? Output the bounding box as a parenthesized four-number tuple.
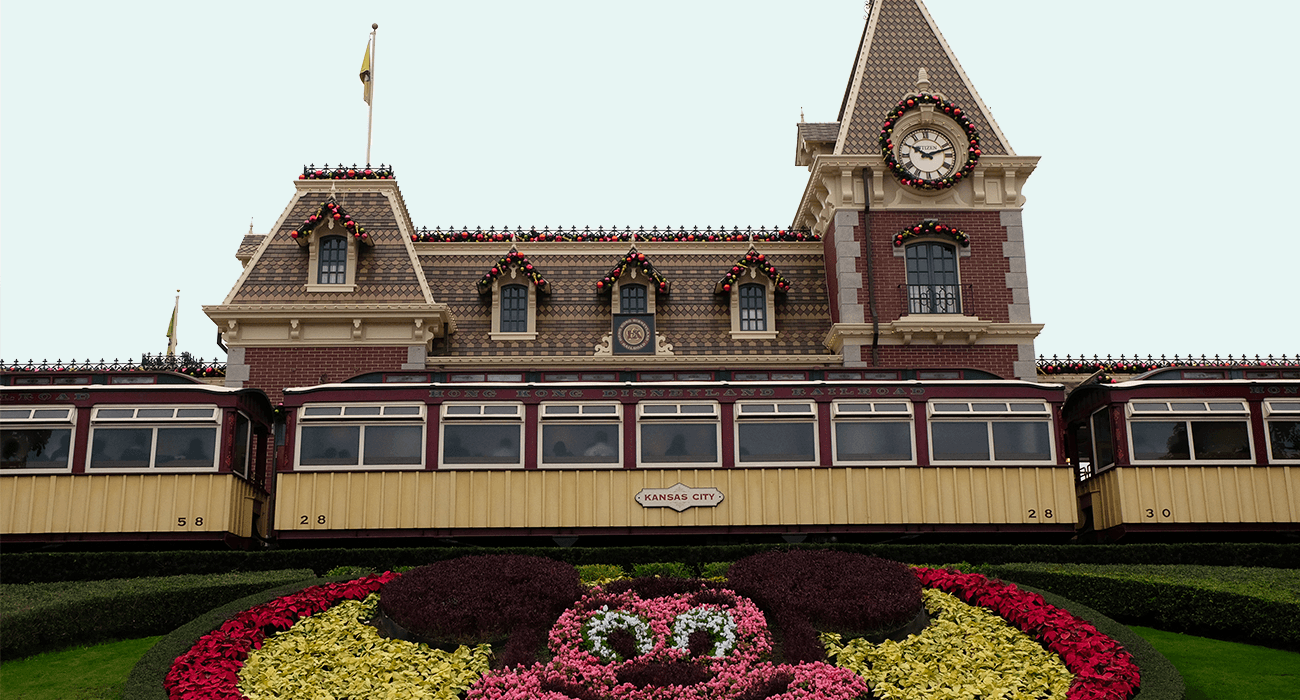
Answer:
(163, 552, 1141, 700)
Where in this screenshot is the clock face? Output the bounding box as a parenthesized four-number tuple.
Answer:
(898, 128, 957, 181)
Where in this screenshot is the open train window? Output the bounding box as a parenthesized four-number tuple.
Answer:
(1264, 400, 1300, 462)
(440, 402, 524, 469)
(1, 406, 75, 472)
(830, 401, 914, 465)
(539, 403, 621, 468)
(927, 401, 1054, 463)
(637, 402, 720, 467)
(735, 401, 818, 465)
(296, 403, 425, 470)
(88, 405, 220, 471)
(1125, 400, 1252, 463)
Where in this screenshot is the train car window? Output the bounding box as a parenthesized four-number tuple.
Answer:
(439, 403, 524, 469)
(734, 401, 818, 465)
(637, 402, 720, 467)
(830, 401, 914, 465)
(1, 406, 75, 472)
(1126, 400, 1253, 462)
(297, 403, 426, 470)
(1264, 400, 1300, 461)
(539, 402, 622, 468)
(927, 401, 1054, 463)
(88, 405, 220, 471)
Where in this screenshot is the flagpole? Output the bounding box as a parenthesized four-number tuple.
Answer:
(365, 23, 378, 164)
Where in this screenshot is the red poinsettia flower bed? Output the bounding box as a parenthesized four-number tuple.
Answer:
(164, 566, 1141, 700)
(163, 572, 398, 700)
(914, 567, 1141, 700)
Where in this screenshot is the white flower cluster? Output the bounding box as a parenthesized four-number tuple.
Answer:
(671, 607, 737, 657)
(584, 606, 654, 662)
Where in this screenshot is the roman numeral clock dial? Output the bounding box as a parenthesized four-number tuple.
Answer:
(899, 128, 956, 181)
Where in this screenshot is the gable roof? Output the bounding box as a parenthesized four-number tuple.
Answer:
(835, 0, 1012, 157)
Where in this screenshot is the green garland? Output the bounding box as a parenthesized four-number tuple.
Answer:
(879, 93, 981, 191)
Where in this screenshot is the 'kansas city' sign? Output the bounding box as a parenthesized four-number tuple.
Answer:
(634, 483, 724, 512)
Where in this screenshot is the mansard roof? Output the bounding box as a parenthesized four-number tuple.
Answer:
(221, 180, 433, 305)
(835, 0, 1012, 157)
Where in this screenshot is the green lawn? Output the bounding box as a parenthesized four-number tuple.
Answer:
(0, 636, 160, 700)
(1129, 626, 1300, 700)
(3, 628, 1296, 699)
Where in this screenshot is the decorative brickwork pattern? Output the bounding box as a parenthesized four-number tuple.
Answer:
(839, 0, 1009, 156)
(422, 251, 832, 356)
(243, 346, 409, 403)
(232, 191, 425, 304)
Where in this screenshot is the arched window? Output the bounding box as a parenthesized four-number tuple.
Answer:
(318, 236, 347, 285)
(620, 284, 647, 314)
(500, 284, 528, 333)
(739, 283, 766, 331)
(905, 242, 960, 314)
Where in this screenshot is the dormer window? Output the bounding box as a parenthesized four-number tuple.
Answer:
(478, 249, 550, 341)
(318, 236, 347, 284)
(715, 248, 787, 340)
(295, 197, 371, 293)
(620, 284, 648, 314)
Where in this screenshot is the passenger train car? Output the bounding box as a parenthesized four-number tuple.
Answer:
(271, 369, 1075, 541)
(1064, 367, 1300, 541)
(1, 371, 275, 547)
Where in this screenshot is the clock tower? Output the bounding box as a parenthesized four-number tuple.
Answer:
(796, 0, 1043, 381)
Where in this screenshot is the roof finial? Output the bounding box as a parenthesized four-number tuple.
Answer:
(800, 107, 805, 123)
(248, 219, 254, 235)
(915, 67, 931, 94)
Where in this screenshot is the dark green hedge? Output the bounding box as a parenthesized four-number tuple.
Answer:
(122, 576, 352, 700)
(5, 542, 1298, 583)
(979, 564, 1299, 652)
(0, 569, 315, 660)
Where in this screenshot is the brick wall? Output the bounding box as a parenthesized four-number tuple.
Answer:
(862, 210, 1012, 323)
(243, 346, 410, 403)
(875, 344, 1019, 379)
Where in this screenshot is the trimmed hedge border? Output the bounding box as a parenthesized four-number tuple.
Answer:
(5, 542, 1298, 584)
(121, 566, 1185, 700)
(121, 576, 355, 700)
(978, 564, 1300, 652)
(0, 569, 316, 660)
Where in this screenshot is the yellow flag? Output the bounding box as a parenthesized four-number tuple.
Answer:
(360, 42, 373, 105)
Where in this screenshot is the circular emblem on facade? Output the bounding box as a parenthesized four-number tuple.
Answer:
(618, 317, 651, 351)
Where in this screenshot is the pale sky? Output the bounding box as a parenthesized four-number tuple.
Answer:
(2, 1, 1296, 365)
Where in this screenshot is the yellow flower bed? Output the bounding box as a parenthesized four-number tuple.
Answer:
(824, 589, 1074, 700)
(238, 594, 492, 700)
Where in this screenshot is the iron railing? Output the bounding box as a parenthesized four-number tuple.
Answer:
(300, 163, 395, 180)
(898, 283, 970, 315)
(3, 353, 226, 378)
(411, 224, 818, 243)
(1037, 354, 1299, 375)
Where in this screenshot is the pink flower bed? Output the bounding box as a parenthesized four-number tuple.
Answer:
(164, 566, 1141, 700)
(163, 572, 398, 700)
(914, 567, 1141, 700)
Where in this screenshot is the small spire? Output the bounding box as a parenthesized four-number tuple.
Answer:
(915, 67, 931, 93)
(248, 219, 254, 235)
(800, 107, 805, 123)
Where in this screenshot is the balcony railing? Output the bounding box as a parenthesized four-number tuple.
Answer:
(899, 283, 968, 315)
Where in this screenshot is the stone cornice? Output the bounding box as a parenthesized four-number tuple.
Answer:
(203, 302, 456, 347)
(428, 354, 844, 368)
(793, 154, 1041, 235)
(825, 317, 1043, 351)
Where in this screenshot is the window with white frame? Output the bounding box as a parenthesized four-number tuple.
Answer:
(739, 284, 766, 331)
(831, 401, 914, 465)
(1, 406, 75, 472)
(297, 403, 425, 470)
(1266, 400, 1300, 461)
(500, 284, 528, 332)
(88, 405, 221, 470)
(638, 402, 719, 466)
(440, 403, 524, 468)
(735, 401, 817, 465)
(539, 402, 621, 467)
(489, 277, 539, 340)
(620, 283, 648, 314)
(1126, 400, 1253, 462)
(928, 401, 1054, 463)
(318, 236, 347, 284)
